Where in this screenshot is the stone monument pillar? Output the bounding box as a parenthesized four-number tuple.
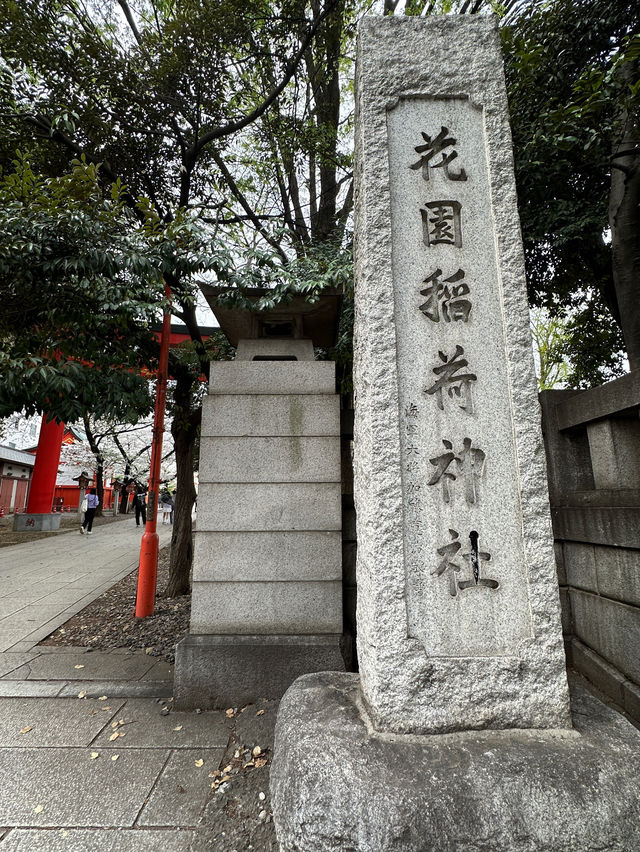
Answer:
(174, 290, 345, 709)
(352, 13, 572, 735)
(271, 17, 640, 851)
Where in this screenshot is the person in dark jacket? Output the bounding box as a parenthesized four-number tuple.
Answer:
(134, 485, 147, 527)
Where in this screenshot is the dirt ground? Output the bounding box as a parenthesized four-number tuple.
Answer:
(38, 543, 191, 663)
(0, 511, 130, 548)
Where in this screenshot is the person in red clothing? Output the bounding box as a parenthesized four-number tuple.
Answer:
(80, 488, 99, 535)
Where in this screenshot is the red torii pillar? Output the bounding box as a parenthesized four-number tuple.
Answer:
(26, 413, 65, 514)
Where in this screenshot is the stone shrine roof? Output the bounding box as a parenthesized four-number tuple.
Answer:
(200, 286, 342, 349)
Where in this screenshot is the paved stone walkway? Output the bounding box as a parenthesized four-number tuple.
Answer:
(0, 522, 278, 850)
(0, 518, 172, 653)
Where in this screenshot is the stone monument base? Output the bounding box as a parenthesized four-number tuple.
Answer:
(271, 672, 640, 851)
(13, 513, 62, 532)
(173, 634, 347, 710)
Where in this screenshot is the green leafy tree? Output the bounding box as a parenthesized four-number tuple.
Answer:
(0, 154, 169, 423)
(502, 0, 639, 378)
(0, 0, 343, 593)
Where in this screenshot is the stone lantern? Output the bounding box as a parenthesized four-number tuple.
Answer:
(174, 288, 345, 709)
(112, 479, 122, 516)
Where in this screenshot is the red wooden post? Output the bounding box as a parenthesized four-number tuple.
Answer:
(135, 287, 172, 618)
(26, 413, 65, 514)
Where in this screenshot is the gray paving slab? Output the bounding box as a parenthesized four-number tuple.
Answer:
(0, 681, 65, 697)
(0, 747, 168, 827)
(0, 652, 39, 678)
(92, 699, 231, 749)
(138, 747, 225, 827)
(56, 681, 173, 699)
(0, 697, 123, 747)
(140, 660, 174, 681)
(5, 651, 156, 681)
(30, 647, 91, 655)
(0, 828, 195, 851)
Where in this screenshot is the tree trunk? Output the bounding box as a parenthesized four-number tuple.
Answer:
(164, 370, 200, 597)
(609, 58, 640, 371)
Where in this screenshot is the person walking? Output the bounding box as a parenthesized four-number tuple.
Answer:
(80, 488, 99, 535)
(134, 485, 147, 527)
(160, 488, 173, 525)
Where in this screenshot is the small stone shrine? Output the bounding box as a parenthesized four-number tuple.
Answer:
(174, 288, 345, 709)
(271, 17, 640, 851)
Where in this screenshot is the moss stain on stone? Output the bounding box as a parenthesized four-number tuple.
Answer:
(289, 398, 303, 469)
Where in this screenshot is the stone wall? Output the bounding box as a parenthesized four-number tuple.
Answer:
(540, 372, 640, 724)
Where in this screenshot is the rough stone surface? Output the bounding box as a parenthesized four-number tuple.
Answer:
(196, 482, 341, 531)
(208, 361, 335, 395)
(353, 15, 570, 733)
(193, 531, 342, 583)
(189, 580, 343, 634)
(271, 672, 640, 852)
(199, 436, 340, 483)
(201, 393, 340, 437)
(12, 514, 61, 532)
(173, 634, 345, 710)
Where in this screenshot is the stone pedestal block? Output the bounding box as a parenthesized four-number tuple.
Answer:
(271, 672, 640, 852)
(173, 635, 345, 710)
(175, 341, 344, 706)
(13, 513, 62, 532)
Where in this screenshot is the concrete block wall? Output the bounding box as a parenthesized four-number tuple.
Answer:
(541, 373, 640, 724)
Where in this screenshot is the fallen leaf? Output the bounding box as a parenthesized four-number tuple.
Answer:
(77, 690, 87, 699)
(34, 804, 43, 814)
(255, 758, 267, 768)
(111, 755, 119, 762)
(194, 758, 204, 767)
(111, 721, 119, 729)
(256, 709, 265, 716)
(74, 665, 85, 670)
(61, 830, 68, 837)
(98, 696, 108, 701)
(118, 719, 124, 726)
(252, 746, 262, 757)
(109, 732, 119, 742)
(173, 725, 183, 731)
(223, 764, 232, 773)
(225, 708, 234, 717)
(20, 726, 32, 734)
(101, 706, 111, 712)
(90, 752, 99, 760)
(145, 647, 154, 654)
